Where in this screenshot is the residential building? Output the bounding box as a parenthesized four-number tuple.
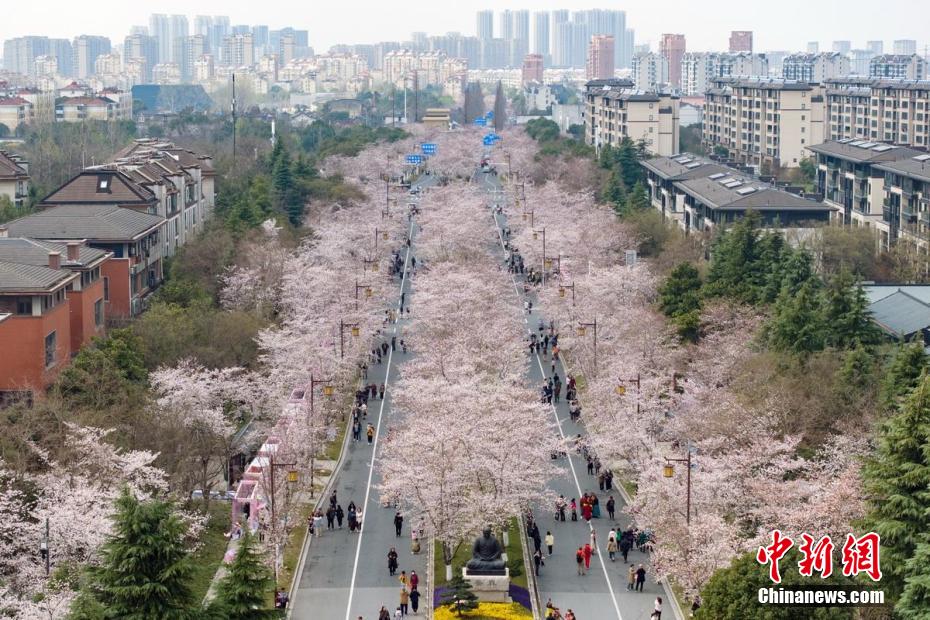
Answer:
(867, 41, 884, 55)
(175, 34, 208, 83)
(869, 54, 927, 80)
(152, 63, 182, 85)
(807, 42, 820, 54)
(34, 56, 58, 78)
(874, 153, 930, 255)
(632, 52, 668, 91)
(586, 35, 615, 80)
(703, 77, 825, 170)
(94, 53, 121, 77)
(0, 97, 33, 131)
(679, 52, 769, 95)
(659, 34, 686, 88)
(833, 41, 852, 55)
(823, 77, 930, 147)
(808, 139, 920, 231)
(149, 14, 189, 64)
(782, 52, 850, 83)
(864, 285, 930, 346)
(3, 36, 71, 78)
(73, 36, 111, 79)
(729, 31, 753, 53)
(55, 95, 128, 122)
(0, 232, 112, 399)
(6, 204, 163, 320)
(552, 21, 574, 68)
(850, 49, 877, 76)
(641, 154, 831, 233)
(894, 40, 918, 56)
(512, 10, 530, 67)
(522, 54, 543, 85)
(194, 55, 215, 82)
(222, 34, 255, 68)
(123, 34, 158, 82)
(584, 78, 680, 156)
(532, 12, 550, 62)
(0, 150, 29, 208)
(476, 10, 494, 40)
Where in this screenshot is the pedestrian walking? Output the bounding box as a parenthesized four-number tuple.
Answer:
(621, 537, 631, 564)
(326, 506, 335, 530)
(575, 547, 585, 575)
(651, 596, 662, 619)
(381, 342, 389, 356)
(399, 589, 409, 616)
(635, 564, 647, 592)
(379, 383, 386, 400)
(570, 498, 577, 522)
(627, 565, 636, 591)
(352, 420, 361, 442)
(399, 570, 408, 589)
(378, 606, 390, 620)
(394, 511, 404, 536)
(391, 336, 397, 351)
(545, 531, 554, 555)
(583, 543, 592, 571)
(410, 570, 419, 591)
(607, 496, 616, 521)
(565, 610, 576, 620)
(410, 588, 420, 614)
(607, 537, 617, 562)
(336, 505, 344, 528)
(388, 547, 399, 576)
(367, 424, 375, 445)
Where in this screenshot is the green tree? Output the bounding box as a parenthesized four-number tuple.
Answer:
(862, 375, 930, 607)
(881, 343, 929, 409)
(898, 542, 930, 618)
(72, 490, 197, 620)
(763, 280, 826, 355)
(439, 573, 479, 617)
(620, 182, 649, 215)
(493, 81, 507, 132)
(798, 157, 816, 186)
(616, 137, 642, 188)
(659, 263, 702, 318)
(704, 212, 764, 303)
(821, 272, 881, 350)
(271, 146, 299, 225)
(525, 117, 560, 142)
(601, 169, 627, 210)
(696, 550, 854, 620)
(207, 531, 279, 619)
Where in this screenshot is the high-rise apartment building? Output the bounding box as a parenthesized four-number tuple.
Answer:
(48, 39, 73, 77)
(660, 34, 686, 88)
(73, 35, 111, 79)
(532, 12, 550, 62)
(867, 41, 884, 55)
(94, 53, 121, 76)
(850, 49, 876, 75)
(522, 53, 543, 84)
(681, 52, 769, 96)
(3, 37, 49, 77)
(807, 42, 820, 54)
(782, 52, 850, 83)
(632, 52, 669, 91)
(832, 40, 851, 55)
(552, 21, 573, 68)
(498, 11, 514, 42)
(175, 35, 207, 82)
(123, 34, 158, 82)
(222, 34, 255, 68)
(893, 39, 917, 55)
(729, 31, 753, 53)
(586, 35, 615, 80)
(149, 14, 188, 64)
(476, 10, 494, 40)
(869, 54, 927, 79)
(511, 10, 530, 67)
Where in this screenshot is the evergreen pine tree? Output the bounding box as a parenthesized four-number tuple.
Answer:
(898, 541, 930, 618)
(863, 375, 930, 605)
(439, 573, 479, 617)
(659, 263, 702, 318)
(208, 531, 280, 620)
(822, 272, 881, 350)
(616, 137, 641, 188)
(763, 280, 826, 355)
(704, 212, 763, 303)
(622, 182, 649, 215)
(493, 81, 507, 132)
(881, 342, 929, 410)
(602, 170, 627, 212)
(73, 489, 197, 620)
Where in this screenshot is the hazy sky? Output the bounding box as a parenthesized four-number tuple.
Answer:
(3, 0, 929, 53)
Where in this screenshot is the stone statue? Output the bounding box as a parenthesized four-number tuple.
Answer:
(465, 527, 506, 575)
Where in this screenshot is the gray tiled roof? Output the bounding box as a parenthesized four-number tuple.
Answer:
(873, 158, 930, 183)
(6, 204, 164, 242)
(641, 156, 731, 181)
(0, 238, 109, 268)
(868, 290, 930, 338)
(807, 141, 922, 164)
(675, 177, 831, 211)
(0, 260, 75, 292)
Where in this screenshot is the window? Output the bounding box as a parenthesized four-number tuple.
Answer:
(94, 299, 103, 327)
(44, 331, 56, 368)
(103, 276, 109, 302)
(97, 176, 110, 192)
(16, 298, 31, 315)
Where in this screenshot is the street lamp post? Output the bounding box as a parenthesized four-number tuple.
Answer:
(576, 317, 598, 375)
(521, 210, 534, 228)
(339, 319, 360, 359)
(559, 282, 575, 306)
(308, 374, 334, 497)
(374, 228, 388, 252)
(355, 279, 373, 311)
(39, 517, 49, 577)
(615, 373, 641, 415)
(268, 455, 298, 581)
(363, 257, 378, 273)
(532, 227, 546, 286)
(663, 448, 692, 525)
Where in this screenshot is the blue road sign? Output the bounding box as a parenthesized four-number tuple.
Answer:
(421, 143, 437, 155)
(474, 118, 487, 126)
(405, 154, 424, 165)
(486, 111, 494, 120)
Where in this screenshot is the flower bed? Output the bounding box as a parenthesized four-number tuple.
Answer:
(434, 601, 533, 620)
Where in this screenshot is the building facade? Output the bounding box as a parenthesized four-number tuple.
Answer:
(782, 52, 850, 83)
(584, 78, 680, 156)
(729, 31, 753, 53)
(586, 35, 615, 80)
(659, 33, 686, 88)
(869, 55, 927, 80)
(0, 150, 29, 208)
(632, 52, 669, 91)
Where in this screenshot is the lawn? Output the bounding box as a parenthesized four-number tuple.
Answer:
(189, 501, 232, 602)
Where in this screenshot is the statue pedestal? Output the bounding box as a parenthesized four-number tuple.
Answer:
(462, 567, 511, 603)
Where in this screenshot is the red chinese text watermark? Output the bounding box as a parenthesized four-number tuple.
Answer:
(757, 531, 882, 584)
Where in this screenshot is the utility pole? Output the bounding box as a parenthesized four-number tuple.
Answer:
(231, 73, 237, 162)
(414, 71, 419, 123)
(392, 85, 396, 127)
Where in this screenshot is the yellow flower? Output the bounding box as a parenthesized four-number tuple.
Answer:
(434, 601, 533, 620)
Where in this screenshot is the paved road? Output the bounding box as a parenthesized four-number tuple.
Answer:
(291, 176, 438, 620)
(483, 171, 668, 620)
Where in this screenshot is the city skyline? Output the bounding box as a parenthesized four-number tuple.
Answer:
(2, 0, 929, 57)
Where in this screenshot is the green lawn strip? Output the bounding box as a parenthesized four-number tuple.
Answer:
(505, 519, 527, 589)
(189, 501, 232, 602)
